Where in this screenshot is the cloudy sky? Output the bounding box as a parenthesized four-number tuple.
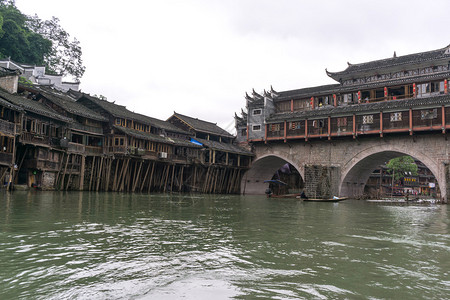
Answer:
(16, 0, 450, 132)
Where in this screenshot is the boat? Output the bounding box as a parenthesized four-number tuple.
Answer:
(301, 197, 348, 202)
(268, 193, 301, 199)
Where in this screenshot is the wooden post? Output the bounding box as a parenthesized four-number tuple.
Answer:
(119, 159, 130, 192)
(132, 160, 143, 192)
(179, 166, 184, 192)
(88, 156, 96, 191)
(442, 106, 446, 134)
(409, 108, 413, 135)
(148, 162, 155, 193)
(193, 165, 197, 191)
(170, 164, 175, 192)
(305, 119, 308, 141)
(284, 120, 287, 142)
(265, 124, 268, 143)
(140, 162, 151, 192)
(291, 99, 294, 112)
(112, 159, 120, 191)
(352, 114, 356, 139)
(79, 155, 85, 191)
(328, 116, 331, 140)
(380, 112, 384, 137)
(96, 156, 104, 191)
(61, 153, 70, 190)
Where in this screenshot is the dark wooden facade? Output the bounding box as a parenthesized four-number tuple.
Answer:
(242, 45, 450, 144)
(0, 81, 252, 193)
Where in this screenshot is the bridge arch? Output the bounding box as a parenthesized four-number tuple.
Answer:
(241, 154, 303, 195)
(340, 144, 442, 199)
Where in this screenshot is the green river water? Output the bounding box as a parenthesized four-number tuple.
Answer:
(0, 191, 449, 299)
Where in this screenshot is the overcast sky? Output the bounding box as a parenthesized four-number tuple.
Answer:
(16, 0, 450, 132)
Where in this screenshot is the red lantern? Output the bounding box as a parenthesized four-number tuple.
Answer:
(310, 97, 314, 109)
(445, 80, 448, 94)
(384, 87, 388, 98)
(357, 91, 361, 103)
(413, 83, 416, 95)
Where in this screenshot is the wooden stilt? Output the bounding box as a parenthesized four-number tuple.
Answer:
(118, 159, 129, 192)
(140, 162, 151, 192)
(96, 156, 104, 192)
(178, 166, 184, 192)
(148, 161, 155, 193)
(132, 160, 143, 192)
(88, 156, 96, 191)
(170, 164, 175, 193)
(60, 153, 70, 190)
(112, 159, 120, 192)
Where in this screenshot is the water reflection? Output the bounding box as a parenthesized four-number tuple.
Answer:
(0, 192, 449, 299)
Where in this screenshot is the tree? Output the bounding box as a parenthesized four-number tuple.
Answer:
(386, 156, 418, 181)
(27, 15, 85, 80)
(0, 1, 85, 80)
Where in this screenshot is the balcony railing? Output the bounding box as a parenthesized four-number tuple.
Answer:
(0, 119, 18, 135)
(67, 142, 85, 153)
(0, 152, 13, 165)
(70, 122, 103, 135)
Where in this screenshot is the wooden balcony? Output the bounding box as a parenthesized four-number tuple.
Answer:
(0, 152, 13, 166)
(0, 119, 19, 136)
(24, 159, 61, 171)
(20, 132, 52, 146)
(85, 145, 104, 155)
(68, 142, 85, 153)
(70, 122, 103, 135)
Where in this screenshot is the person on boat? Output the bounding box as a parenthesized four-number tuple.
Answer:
(265, 187, 272, 198)
(300, 190, 308, 199)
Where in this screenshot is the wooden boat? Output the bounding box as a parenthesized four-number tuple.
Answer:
(301, 197, 348, 202)
(268, 193, 301, 199)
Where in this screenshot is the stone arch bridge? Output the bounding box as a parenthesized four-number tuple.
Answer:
(242, 133, 450, 202)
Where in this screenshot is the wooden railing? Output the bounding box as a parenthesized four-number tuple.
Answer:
(0, 119, 18, 135)
(253, 105, 450, 143)
(0, 152, 13, 165)
(70, 122, 103, 134)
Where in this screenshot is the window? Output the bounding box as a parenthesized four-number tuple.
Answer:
(363, 115, 374, 124)
(252, 125, 261, 131)
(421, 109, 437, 120)
(252, 109, 262, 115)
(313, 119, 324, 128)
(291, 122, 301, 130)
(390, 112, 402, 122)
(270, 124, 281, 131)
(337, 117, 347, 127)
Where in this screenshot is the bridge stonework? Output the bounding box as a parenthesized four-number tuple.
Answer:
(242, 133, 450, 203)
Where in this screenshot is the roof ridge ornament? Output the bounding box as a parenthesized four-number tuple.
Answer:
(393, 51, 397, 58)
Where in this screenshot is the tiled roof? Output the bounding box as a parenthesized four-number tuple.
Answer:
(0, 67, 20, 77)
(38, 89, 108, 122)
(194, 137, 253, 156)
(327, 45, 450, 79)
(267, 71, 450, 102)
(267, 94, 450, 122)
(113, 125, 200, 148)
(0, 94, 23, 112)
(78, 93, 189, 135)
(273, 84, 341, 101)
(0, 89, 71, 122)
(171, 112, 234, 138)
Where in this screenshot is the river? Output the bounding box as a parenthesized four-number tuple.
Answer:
(0, 191, 449, 299)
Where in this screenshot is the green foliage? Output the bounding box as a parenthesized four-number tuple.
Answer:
(18, 76, 32, 86)
(386, 156, 418, 181)
(0, 1, 85, 79)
